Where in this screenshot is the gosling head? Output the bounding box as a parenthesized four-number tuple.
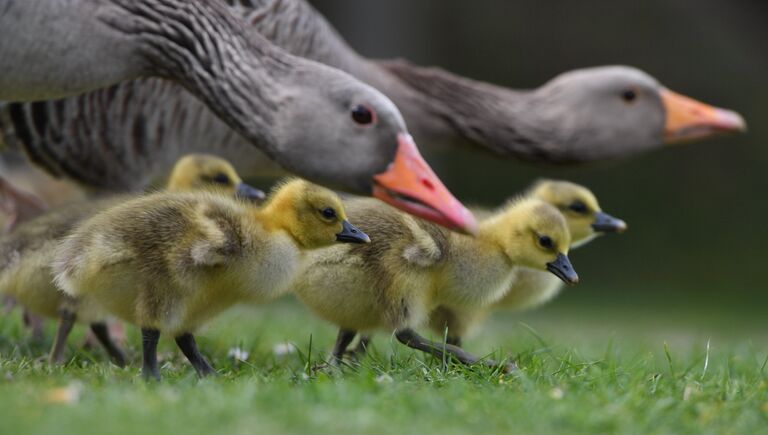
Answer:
(493, 198, 578, 285)
(275, 64, 476, 234)
(534, 66, 746, 160)
(167, 154, 265, 202)
(262, 179, 370, 249)
(529, 180, 627, 248)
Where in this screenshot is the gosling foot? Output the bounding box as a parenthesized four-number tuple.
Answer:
(175, 333, 216, 378)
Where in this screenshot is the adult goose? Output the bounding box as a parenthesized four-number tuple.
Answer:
(1, 0, 744, 187)
(232, 0, 747, 161)
(0, 0, 475, 232)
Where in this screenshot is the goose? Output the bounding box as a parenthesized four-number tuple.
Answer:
(0, 154, 264, 365)
(0, 0, 475, 233)
(53, 179, 370, 379)
(291, 196, 576, 372)
(427, 180, 626, 346)
(0, 0, 745, 196)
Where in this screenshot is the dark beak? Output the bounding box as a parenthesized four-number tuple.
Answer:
(591, 211, 627, 233)
(336, 220, 371, 244)
(546, 253, 579, 285)
(235, 182, 266, 203)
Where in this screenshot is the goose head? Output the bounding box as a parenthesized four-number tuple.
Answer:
(167, 154, 265, 202)
(487, 198, 578, 284)
(529, 180, 626, 248)
(532, 66, 746, 159)
(260, 179, 370, 249)
(274, 64, 477, 234)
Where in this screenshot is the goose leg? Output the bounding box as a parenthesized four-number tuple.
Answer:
(331, 328, 357, 364)
(141, 328, 161, 381)
(90, 323, 127, 368)
(174, 333, 216, 378)
(394, 328, 515, 373)
(49, 309, 77, 364)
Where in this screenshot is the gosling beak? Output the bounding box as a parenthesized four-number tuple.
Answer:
(591, 211, 627, 233)
(661, 88, 747, 144)
(546, 253, 579, 285)
(373, 133, 478, 235)
(336, 220, 371, 244)
(234, 182, 266, 203)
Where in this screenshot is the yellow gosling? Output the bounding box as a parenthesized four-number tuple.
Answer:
(291, 196, 576, 372)
(429, 180, 626, 344)
(53, 179, 368, 380)
(0, 154, 264, 366)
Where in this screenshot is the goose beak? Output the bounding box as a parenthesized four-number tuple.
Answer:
(591, 211, 627, 233)
(372, 133, 478, 235)
(336, 220, 371, 244)
(546, 253, 579, 285)
(661, 88, 747, 144)
(235, 182, 266, 203)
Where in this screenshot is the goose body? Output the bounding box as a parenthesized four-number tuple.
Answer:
(0, 154, 262, 365)
(53, 179, 369, 379)
(0, 0, 474, 233)
(429, 181, 626, 343)
(292, 196, 576, 371)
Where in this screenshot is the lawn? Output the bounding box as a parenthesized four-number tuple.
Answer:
(1, 295, 767, 435)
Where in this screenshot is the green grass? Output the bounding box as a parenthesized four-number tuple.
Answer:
(1, 298, 767, 435)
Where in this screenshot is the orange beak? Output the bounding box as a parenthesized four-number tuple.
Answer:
(661, 88, 746, 144)
(373, 133, 478, 235)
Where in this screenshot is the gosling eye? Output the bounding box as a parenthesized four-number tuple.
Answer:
(350, 104, 375, 125)
(212, 173, 231, 185)
(538, 235, 554, 250)
(621, 88, 638, 103)
(320, 207, 337, 220)
(568, 201, 589, 214)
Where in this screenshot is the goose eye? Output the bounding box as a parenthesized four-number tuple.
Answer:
(621, 89, 637, 103)
(212, 173, 231, 185)
(320, 207, 337, 220)
(538, 235, 554, 250)
(568, 201, 588, 214)
(351, 105, 375, 125)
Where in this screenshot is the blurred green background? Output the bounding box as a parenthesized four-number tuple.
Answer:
(311, 0, 768, 315)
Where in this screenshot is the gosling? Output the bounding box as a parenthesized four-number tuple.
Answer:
(53, 179, 369, 380)
(291, 196, 577, 372)
(0, 154, 264, 365)
(428, 180, 627, 345)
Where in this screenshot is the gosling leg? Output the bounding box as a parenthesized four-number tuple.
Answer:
(331, 328, 357, 364)
(49, 309, 76, 364)
(90, 322, 127, 367)
(141, 328, 161, 381)
(446, 336, 462, 347)
(23, 309, 45, 342)
(175, 333, 216, 377)
(350, 335, 372, 358)
(394, 328, 515, 373)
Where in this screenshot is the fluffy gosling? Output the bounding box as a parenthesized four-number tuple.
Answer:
(53, 179, 369, 380)
(429, 180, 626, 344)
(292, 196, 577, 372)
(0, 154, 264, 365)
